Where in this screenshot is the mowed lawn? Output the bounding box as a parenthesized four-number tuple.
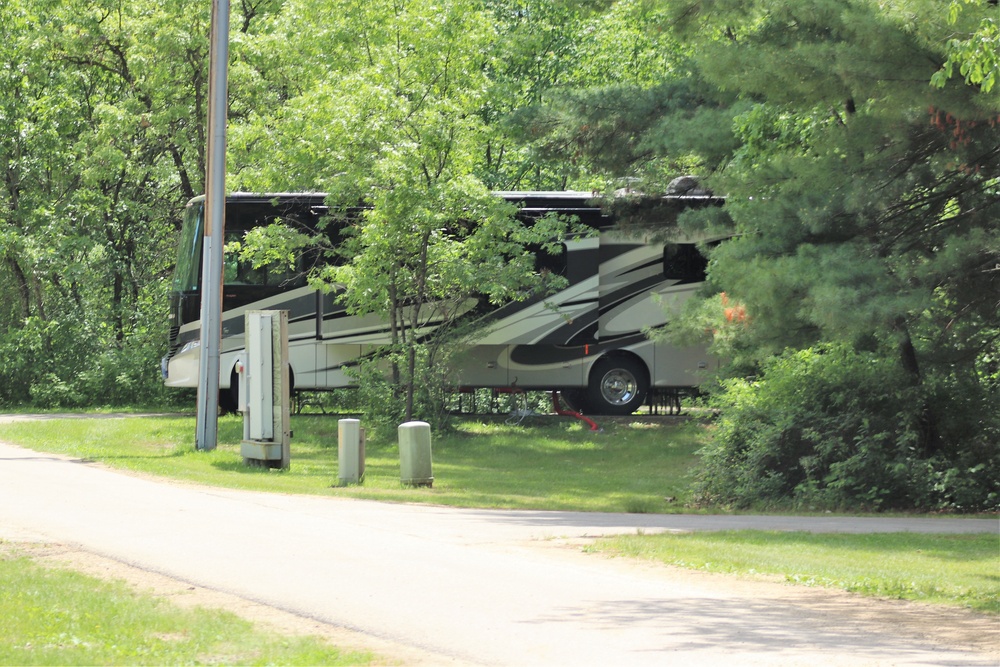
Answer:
(0, 413, 703, 513)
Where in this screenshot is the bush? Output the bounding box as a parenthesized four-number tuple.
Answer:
(347, 342, 459, 432)
(696, 343, 999, 512)
(1, 317, 174, 410)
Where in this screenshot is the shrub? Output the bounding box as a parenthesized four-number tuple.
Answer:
(1, 317, 174, 410)
(696, 343, 999, 512)
(347, 342, 459, 432)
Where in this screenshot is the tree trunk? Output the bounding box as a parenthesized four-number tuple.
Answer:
(405, 343, 416, 422)
(387, 274, 404, 418)
(5, 254, 31, 321)
(113, 271, 125, 345)
(896, 320, 941, 455)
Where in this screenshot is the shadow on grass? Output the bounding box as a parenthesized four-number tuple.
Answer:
(210, 460, 280, 474)
(99, 449, 191, 462)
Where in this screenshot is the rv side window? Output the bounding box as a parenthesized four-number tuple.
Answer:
(532, 243, 568, 277)
(663, 244, 708, 283)
(223, 228, 306, 288)
(317, 211, 354, 267)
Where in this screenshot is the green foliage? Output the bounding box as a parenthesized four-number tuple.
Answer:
(696, 344, 1000, 512)
(228, 223, 314, 273)
(519, 0, 1000, 510)
(0, 0, 293, 410)
(931, 1, 1000, 93)
(231, 0, 599, 425)
(483, 0, 688, 188)
(344, 344, 459, 432)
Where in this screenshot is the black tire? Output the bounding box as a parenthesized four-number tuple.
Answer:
(221, 365, 295, 416)
(219, 370, 240, 415)
(586, 356, 648, 416)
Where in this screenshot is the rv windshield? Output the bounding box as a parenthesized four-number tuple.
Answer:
(172, 201, 204, 293)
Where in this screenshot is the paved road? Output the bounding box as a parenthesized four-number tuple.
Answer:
(0, 438, 996, 666)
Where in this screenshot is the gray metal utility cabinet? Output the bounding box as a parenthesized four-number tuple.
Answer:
(238, 310, 291, 469)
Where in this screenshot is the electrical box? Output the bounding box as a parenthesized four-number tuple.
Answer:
(240, 310, 291, 468)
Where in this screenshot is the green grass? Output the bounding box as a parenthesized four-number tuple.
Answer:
(0, 546, 372, 666)
(591, 530, 1000, 613)
(0, 414, 704, 513)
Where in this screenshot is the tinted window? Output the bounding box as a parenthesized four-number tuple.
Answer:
(663, 244, 708, 283)
(532, 243, 567, 277)
(172, 203, 204, 292)
(223, 226, 309, 288)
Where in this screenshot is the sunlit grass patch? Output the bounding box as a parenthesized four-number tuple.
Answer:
(591, 530, 1000, 613)
(0, 548, 372, 666)
(0, 413, 705, 513)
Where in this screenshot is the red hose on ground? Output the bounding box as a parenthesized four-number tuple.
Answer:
(551, 391, 601, 431)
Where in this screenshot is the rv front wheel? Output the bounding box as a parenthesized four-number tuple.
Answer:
(219, 370, 240, 415)
(587, 356, 648, 416)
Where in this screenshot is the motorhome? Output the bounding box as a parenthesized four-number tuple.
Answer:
(162, 191, 716, 414)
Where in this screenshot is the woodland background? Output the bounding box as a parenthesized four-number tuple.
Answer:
(1, 0, 997, 510)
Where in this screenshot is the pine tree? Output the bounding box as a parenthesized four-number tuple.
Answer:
(526, 0, 1000, 507)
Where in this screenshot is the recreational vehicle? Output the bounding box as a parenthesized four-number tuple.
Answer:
(162, 191, 716, 415)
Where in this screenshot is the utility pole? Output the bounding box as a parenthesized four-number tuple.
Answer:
(196, 0, 230, 451)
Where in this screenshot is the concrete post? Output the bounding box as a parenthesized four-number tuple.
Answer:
(338, 419, 365, 485)
(398, 421, 433, 487)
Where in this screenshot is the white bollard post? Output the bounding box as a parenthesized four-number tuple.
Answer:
(398, 421, 433, 487)
(338, 418, 365, 485)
